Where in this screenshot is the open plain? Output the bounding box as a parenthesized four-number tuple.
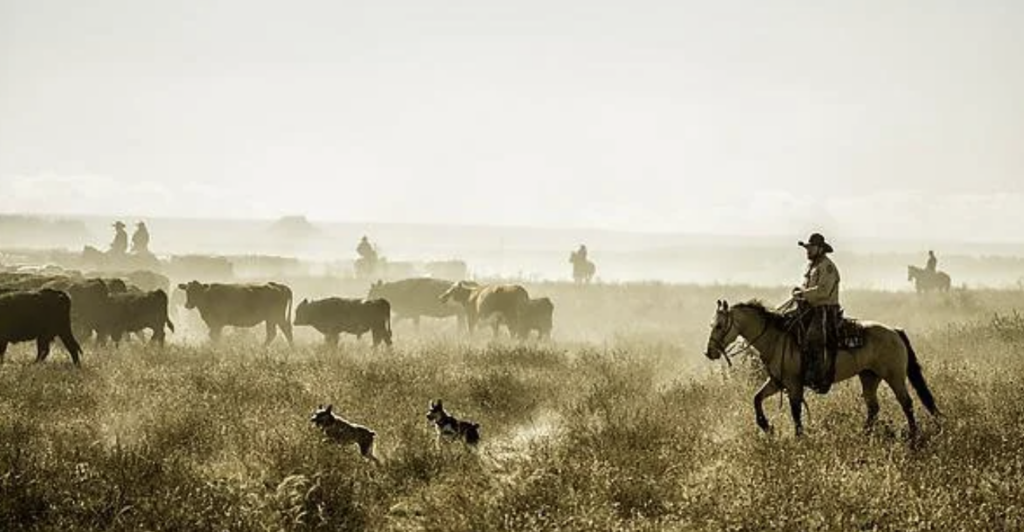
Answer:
(2, 281, 1022, 531)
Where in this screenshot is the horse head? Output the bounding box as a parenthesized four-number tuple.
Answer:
(705, 300, 741, 360)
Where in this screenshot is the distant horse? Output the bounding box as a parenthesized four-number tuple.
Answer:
(569, 252, 596, 284)
(908, 266, 951, 293)
(705, 300, 939, 437)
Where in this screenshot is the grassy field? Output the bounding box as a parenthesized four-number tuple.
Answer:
(2, 283, 1024, 531)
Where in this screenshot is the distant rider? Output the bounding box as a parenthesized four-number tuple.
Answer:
(357, 236, 378, 263)
(926, 250, 937, 273)
(356, 235, 379, 277)
(792, 232, 841, 394)
(570, 244, 588, 264)
(131, 221, 151, 255)
(110, 221, 128, 255)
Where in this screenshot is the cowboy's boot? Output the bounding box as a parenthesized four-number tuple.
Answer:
(817, 345, 837, 394)
(801, 347, 817, 390)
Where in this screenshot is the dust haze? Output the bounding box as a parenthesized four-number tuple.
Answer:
(2, 2, 1024, 531)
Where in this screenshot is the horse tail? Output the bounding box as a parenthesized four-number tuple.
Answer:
(897, 329, 940, 416)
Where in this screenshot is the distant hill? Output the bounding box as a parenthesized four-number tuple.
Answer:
(0, 215, 91, 249)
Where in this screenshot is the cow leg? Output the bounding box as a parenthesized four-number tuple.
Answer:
(58, 331, 82, 366)
(0, 341, 7, 363)
(414, 316, 421, 329)
(324, 333, 339, 347)
(35, 336, 53, 363)
(209, 325, 223, 342)
(151, 326, 166, 347)
(280, 320, 294, 346)
(264, 321, 278, 345)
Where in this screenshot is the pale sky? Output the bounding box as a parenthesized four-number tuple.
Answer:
(1, 0, 1022, 241)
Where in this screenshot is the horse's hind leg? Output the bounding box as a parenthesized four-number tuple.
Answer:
(859, 371, 882, 432)
(789, 387, 805, 437)
(754, 378, 781, 433)
(886, 378, 918, 438)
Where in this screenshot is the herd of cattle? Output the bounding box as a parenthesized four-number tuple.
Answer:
(0, 271, 555, 364)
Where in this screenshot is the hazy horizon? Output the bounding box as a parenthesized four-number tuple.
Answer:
(3, 0, 1023, 242)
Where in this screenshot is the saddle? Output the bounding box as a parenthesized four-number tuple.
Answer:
(835, 318, 866, 350)
(785, 308, 867, 350)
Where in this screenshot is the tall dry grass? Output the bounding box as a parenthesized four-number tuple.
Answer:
(1, 284, 1023, 530)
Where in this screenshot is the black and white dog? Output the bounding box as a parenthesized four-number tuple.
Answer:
(426, 399, 481, 447)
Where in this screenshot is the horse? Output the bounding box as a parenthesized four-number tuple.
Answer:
(569, 253, 596, 284)
(908, 265, 951, 293)
(704, 299, 939, 437)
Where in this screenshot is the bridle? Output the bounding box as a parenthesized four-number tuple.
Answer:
(709, 307, 770, 367)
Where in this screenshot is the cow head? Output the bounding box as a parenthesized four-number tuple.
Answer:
(439, 281, 475, 304)
(104, 278, 129, 294)
(293, 298, 311, 325)
(176, 280, 208, 310)
(367, 280, 385, 300)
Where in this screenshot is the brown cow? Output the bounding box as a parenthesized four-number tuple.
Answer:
(177, 281, 293, 344)
(439, 281, 529, 338)
(368, 278, 465, 329)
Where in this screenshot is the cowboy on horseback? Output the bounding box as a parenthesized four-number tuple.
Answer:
(793, 232, 841, 394)
(569, 244, 596, 284)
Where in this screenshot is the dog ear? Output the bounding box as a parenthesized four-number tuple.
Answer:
(435, 399, 443, 408)
(326, 404, 333, 412)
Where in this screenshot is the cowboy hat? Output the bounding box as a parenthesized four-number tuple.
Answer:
(112, 221, 126, 228)
(798, 233, 833, 253)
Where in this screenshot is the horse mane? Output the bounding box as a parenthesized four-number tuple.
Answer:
(732, 299, 790, 329)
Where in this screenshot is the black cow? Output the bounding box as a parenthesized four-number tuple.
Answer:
(177, 281, 293, 344)
(520, 297, 554, 339)
(100, 289, 175, 346)
(0, 289, 82, 365)
(44, 278, 127, 341)
(368, 278, 465, 328)
(294, 298, 392, 346)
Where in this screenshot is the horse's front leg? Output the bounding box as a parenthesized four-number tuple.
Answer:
(789, 385, 805, 437)
(753, 378, 781, 433)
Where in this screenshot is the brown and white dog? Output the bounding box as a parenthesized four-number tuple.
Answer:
(426, 399, 481, 447)
(309, 404, 379, 462)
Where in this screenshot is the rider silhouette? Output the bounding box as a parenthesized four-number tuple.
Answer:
(131, 221, 151, 255)
(110, 221, 128, 255)
(926, 250, 937, 273)
(793, 233, 842, 394)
